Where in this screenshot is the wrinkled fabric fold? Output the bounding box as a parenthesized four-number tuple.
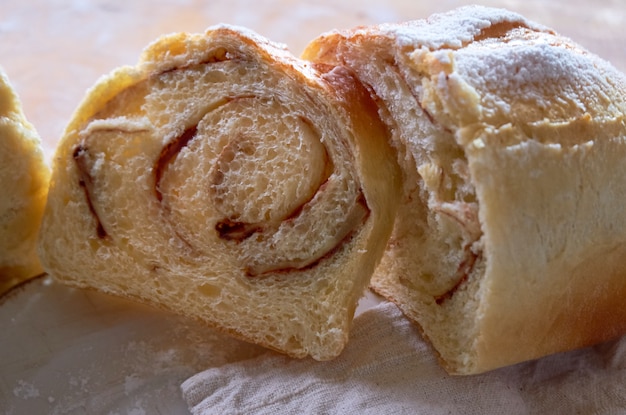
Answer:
(181, 301, 626, 414)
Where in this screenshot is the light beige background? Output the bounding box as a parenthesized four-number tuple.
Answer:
(0, 0, 624, 158)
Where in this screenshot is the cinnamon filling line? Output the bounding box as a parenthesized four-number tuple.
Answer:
(73, 145, 108, 239)
(73, 53, 372, 279)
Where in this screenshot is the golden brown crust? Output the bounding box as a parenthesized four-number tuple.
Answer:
(0, 68, 50, 293)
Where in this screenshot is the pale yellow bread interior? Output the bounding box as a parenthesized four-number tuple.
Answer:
(38, 26, 401, 360)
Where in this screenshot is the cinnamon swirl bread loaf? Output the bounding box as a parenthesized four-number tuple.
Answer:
(37, 26, 401, 360)
(304, 5, 626, 373)
(0, 68, 49, 292)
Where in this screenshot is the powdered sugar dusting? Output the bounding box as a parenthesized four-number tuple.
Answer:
(13, 380, 40, 400)
(383, 5, 546, 51)
(449, 30, 626, 138)
(365, 4, 626, 147)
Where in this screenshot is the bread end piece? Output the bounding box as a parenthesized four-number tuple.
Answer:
(305, 5, 626, 374)
(0, 68, 50, 292)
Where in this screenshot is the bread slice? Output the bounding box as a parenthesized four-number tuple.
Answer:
(37, 26, 401, 360)
(0, 67, 50, 292)
(303, 5, 626, 374)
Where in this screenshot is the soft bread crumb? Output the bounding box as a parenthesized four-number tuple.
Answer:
(38, 26, 401, 361)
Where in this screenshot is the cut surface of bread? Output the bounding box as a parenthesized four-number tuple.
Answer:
(0, 67, 50, 292)
(303, 5, 626, 374)
(38, 26, 401, 360)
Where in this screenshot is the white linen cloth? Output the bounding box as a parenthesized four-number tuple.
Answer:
(181, 302, 626, 414)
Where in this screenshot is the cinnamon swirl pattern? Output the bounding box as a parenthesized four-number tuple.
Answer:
(38, 26, 401, 360)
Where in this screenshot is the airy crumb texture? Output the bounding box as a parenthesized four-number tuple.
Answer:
(38, 26, 401, 361)
(0, 67, 50, 292)
(303, 5, 626, 374)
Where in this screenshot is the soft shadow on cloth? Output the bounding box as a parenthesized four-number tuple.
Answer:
(182, 302, 626, 415)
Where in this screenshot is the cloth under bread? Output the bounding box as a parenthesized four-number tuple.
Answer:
(181, 301, 626, 414)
